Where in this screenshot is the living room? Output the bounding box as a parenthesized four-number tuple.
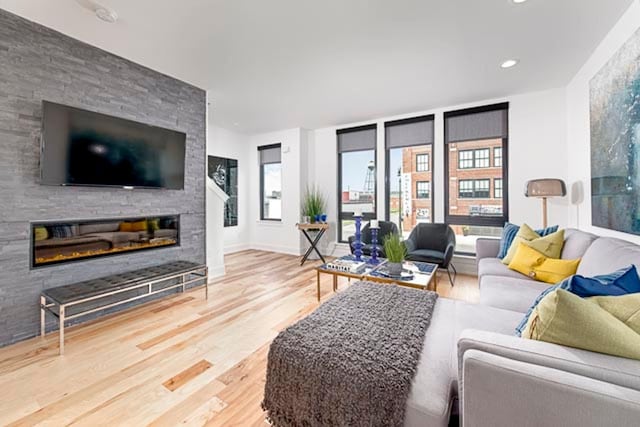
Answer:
(0, 0, 639, 426)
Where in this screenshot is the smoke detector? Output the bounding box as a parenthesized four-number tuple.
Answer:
(95, 6, 118, 23)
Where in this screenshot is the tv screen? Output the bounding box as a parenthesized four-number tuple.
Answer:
(40, 101, 186, 189)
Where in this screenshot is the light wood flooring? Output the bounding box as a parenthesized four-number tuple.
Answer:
(0, 250, 479, 426)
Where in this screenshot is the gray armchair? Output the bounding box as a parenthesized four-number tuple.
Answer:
(404, 223, 457, 285)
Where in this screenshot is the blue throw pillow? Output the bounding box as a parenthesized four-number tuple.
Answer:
(497, 223, 559, 259)
(514, 265, 640, 336)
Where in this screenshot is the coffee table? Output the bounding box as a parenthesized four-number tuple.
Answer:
(364, 261, 438, 291)
(315, 256, 438, 302)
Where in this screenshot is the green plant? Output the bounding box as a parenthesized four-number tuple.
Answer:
(383, 233, 407, 263)
(301, 185, 327, 219)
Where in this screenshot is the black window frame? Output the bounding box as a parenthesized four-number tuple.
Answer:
(444, 102, 509, 229)
(416, 153, 429, 172)
(337, 124, 377, 243)
(383, 114, 435, 231)
(258, 143, 282, 221)
(416, 181, 430, 199)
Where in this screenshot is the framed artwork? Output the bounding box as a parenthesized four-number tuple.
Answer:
(208, 155, 238, 227)
(590, 27, 640, 235)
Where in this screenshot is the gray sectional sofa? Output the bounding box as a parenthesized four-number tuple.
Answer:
(406, 228, 640, 427)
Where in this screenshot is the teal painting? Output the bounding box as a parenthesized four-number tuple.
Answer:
(590, 27, 640, 235)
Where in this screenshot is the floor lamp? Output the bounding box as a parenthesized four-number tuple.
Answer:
(525, 179, 567, 228)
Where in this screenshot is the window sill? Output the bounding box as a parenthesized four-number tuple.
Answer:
(256, 220, 283, 227)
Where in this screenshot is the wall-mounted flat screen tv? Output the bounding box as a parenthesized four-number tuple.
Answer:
(40, 101, 186, 189)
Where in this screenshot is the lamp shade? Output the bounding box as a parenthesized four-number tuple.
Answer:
(525, 179, 567, 198)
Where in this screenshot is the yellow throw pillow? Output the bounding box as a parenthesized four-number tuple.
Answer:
(522, 289, 640, 360)
(508, 243, 580, 283)
(502, 224, 564, 265)
(131, 220, 148, 232)
(34, 226, 49, 241)
(119, 222, 133, 232)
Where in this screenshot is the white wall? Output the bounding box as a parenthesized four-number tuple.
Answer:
(309, 88, 569, 254)
(566, 0, 640, 244)
(207, 125, 251, 253)
(248, 128, 309, 255)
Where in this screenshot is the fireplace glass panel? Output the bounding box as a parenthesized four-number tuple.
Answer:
(31, 215, 179, 268)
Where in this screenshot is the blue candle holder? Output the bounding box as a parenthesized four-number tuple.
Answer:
(370, 226, 379, 264)
(354, 215, 363, 262)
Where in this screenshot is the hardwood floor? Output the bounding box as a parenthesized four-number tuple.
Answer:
(0, 250, 479, 426)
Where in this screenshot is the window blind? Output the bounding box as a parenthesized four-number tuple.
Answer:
(445, 104, 508, 143)
(385, 116, 434, 149)
(258, 144, 281, 164)
(337, 125, 376, 153)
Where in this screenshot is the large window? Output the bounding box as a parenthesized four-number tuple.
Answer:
(384, 115, 435, 237)
(337, 125, 377, 242)
(458, 149, 490, 169)
(445, 103, 509, 254)
(259, 144, 282, 221)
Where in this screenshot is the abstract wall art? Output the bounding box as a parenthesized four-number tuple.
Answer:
(208, 156, 238, 227)
(590, 27, 640, 235)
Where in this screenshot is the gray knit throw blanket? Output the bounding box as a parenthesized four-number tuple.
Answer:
(262, 281, 439, 427)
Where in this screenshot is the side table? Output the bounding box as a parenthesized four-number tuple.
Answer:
(297, 223, 329, 265)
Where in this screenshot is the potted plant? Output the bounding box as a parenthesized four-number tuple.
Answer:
(383, 233, 407, 276)
(301, 185, 327, 223)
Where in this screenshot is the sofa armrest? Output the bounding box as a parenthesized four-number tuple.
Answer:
(475, 238, 501, 264)
(460, 350, 640, 427)
(457, 330, 640, 392)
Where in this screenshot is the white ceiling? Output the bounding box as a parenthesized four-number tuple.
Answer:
(0, 0, 633, 133)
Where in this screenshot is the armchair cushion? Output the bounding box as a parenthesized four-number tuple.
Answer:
(406, 249, 445, 264)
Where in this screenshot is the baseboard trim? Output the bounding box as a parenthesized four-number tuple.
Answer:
(207, 264, 226, 279)
(249, 243, 302, 256)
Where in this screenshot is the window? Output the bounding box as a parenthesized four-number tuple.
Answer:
(494, 178, 503, 199)
(458, 179, 490, 198)
(416, 154, 429, 172)
(494, 147, 502, 167)
(416, 181, 430, 199)
(384, 115, 435, 237)
(259, 144, 282, 221)
(458, 148, 490, 169)
(445, 103, 509, 254)
(337, 125, 377, 242)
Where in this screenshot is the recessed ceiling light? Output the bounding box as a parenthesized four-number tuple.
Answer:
(95, 6, 118, 23)
(501, 59, 519, 69)
(512, 0, 528, 4)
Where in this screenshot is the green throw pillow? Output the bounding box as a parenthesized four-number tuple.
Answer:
(522, 289, 640, 360)
(502, 224, 564, 265)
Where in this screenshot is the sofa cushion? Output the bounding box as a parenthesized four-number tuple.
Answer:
(478, 258, 533, 281)
(497, 223, 559, 259)
(480, 276, 550, 313)
(578, 237, 640, 277)
(508, 243, 580, 284)
(561, 229, 598, 259)
(405, 298, 523, 427)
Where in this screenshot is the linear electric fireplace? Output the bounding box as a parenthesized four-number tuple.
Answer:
(31, 215, 180, 268)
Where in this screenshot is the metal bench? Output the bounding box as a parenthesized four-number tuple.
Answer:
(40, 260, 208, 355)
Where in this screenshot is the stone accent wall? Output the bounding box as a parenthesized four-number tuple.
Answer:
(0, 9, 206, 346)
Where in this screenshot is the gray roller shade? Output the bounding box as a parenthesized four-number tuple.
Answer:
(446, 108, 508, 143)
(385, 118, 434, 149)
(337, 126, 376, 152)
(259, 144, 281, 164)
